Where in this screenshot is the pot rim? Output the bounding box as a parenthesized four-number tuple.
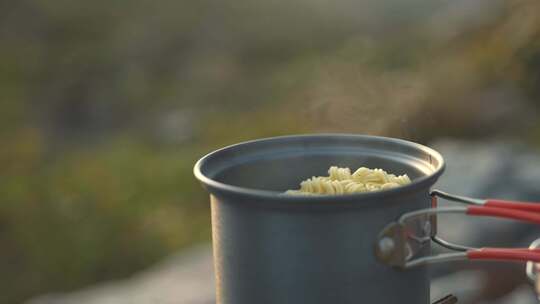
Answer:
(193, 133, 445, 202)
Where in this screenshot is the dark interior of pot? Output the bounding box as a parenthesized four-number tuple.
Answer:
(197, 135, 444, 193)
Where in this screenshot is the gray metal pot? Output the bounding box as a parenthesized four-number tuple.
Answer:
(194, 134, 445, 304)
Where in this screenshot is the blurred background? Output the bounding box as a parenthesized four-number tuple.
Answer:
(2, 0, 540, 303)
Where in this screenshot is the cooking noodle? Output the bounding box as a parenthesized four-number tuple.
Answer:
(286, 166, 411, 195)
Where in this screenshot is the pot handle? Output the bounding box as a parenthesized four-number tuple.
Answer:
(484, 199, 540, 212)
(374, 190, 540, 268)
(374, 190, 540, 303)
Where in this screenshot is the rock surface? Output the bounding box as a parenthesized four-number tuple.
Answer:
(27, 140, 540, 304)
(26, 245, 216, 304)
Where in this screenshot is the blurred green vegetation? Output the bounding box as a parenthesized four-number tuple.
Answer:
(1, 0, 540, 303)
(1, 130, 204, 301)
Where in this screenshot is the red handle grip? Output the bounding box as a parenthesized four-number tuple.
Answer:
(467, 205, 540, 225)
(468, 248, 540, 263)
(485, 199, 540, 213)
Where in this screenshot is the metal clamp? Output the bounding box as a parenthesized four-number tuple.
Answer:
(527, 238, 540, 302)
(374, 204, 466, 268)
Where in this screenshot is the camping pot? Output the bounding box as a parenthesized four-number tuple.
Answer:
(194, 134, 445, 304)
(194, 134, 540, 303)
